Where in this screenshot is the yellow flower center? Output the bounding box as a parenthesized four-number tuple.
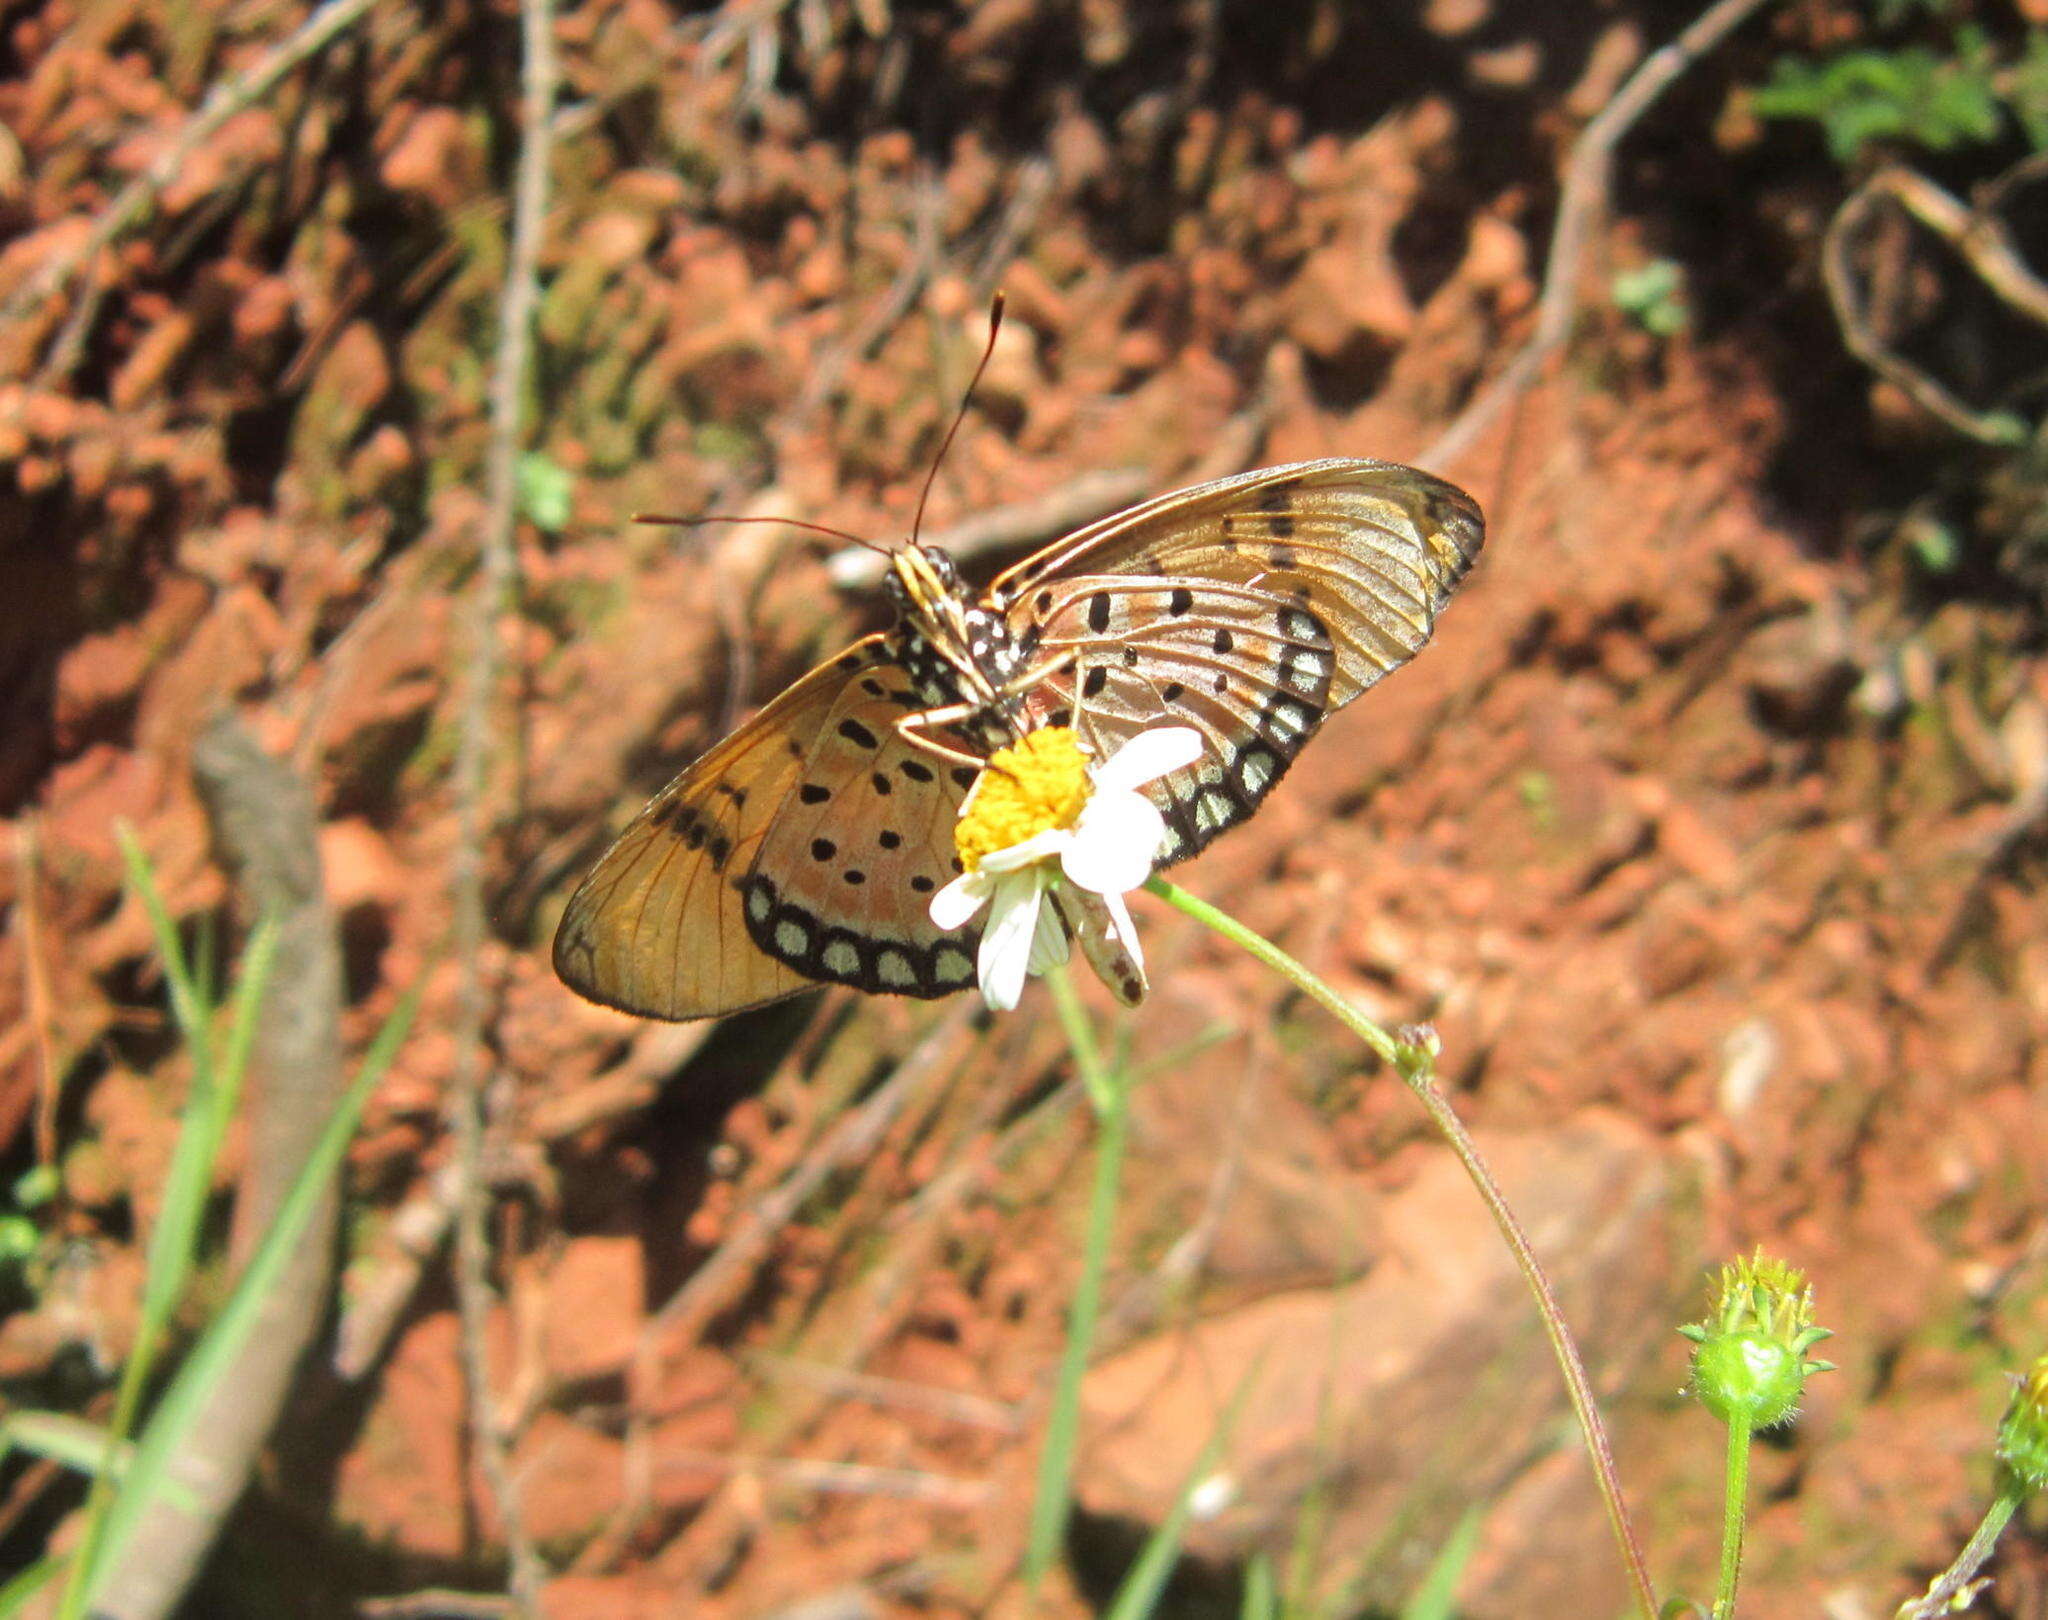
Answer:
(954, 726, 1091, 871)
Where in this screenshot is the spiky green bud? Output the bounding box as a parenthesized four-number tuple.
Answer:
(1996, 1355, 2048, 1496)
(1679, 1250, 1835, 1431)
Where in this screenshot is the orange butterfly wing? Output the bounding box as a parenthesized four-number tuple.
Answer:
(995, 459, 1483, 862)
(553, 635, 978, 1020)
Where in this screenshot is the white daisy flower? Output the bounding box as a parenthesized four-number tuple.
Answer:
(928, 724, 1203, 1011)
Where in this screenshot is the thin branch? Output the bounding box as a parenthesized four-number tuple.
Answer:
(330, 1024, 703, 1382)
(1, 0, 380, 348)
(358, 1592, 518, 1620)
(827, 467, 1153, 587)
(572, 1005, 975, 1567)
(1823, 164, 2047, 447)
(14, 816, 59, 1173)
(90, 712, 345, 1620)
(1421, 0, 1780, 474)
(659, 1449, 990, 1509)
(746, 1355, 1026, 1434)
(449, 0, 556, 1611)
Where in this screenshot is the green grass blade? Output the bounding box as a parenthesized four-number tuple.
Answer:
(0, 1411, 130, 1478)
(194, 913, 281, 1189)
(1026, 967, 1130, 1590)
(77, 982, 418, 1609)
(135, 915, 278, 1346)
(1240, 1552, 1279, 1620)
(1103, 1365, 1261, 1620)
(59, 858, 280, 1620)
(0, 1556, 63, 1617)
(116, 827, 210, 1052)
(1398, 1505, 1482, 1620)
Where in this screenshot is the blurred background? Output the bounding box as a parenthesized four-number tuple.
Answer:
(3, 0, 2048, 1615)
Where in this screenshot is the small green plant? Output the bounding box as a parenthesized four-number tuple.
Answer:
(516, 449, 574, 533)
(1676, 1253, 1836, 1619)
(1751, 24, 2045, 162)
(1613, 259, 1690, 338)
(0, 1164, 56, 1287)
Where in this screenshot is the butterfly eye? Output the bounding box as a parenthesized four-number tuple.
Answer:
(923, 548, 959, 591)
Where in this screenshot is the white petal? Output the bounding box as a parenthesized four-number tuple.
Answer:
(1094, 726, 1204, 793)
(1097, 886, 1146, 976)
(1026, 894, 1070, 975)
(977, 870, 1046, 1011)
(927, 871, 990, 932)
(979, 826, 1073, 873)
(1062, 790, 1166, 895)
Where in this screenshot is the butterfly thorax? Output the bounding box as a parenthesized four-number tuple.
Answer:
(885, 544, 1029, 749)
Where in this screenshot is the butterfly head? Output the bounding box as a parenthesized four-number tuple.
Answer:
(885, 543, 962, 618)
(884, 543, 1027, 731)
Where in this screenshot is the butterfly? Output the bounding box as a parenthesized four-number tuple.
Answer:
(553, 457, 1484, 1020)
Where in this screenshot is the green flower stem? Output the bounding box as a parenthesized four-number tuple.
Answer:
(1895, 1488, 2020, 1620)
(1713, 1417, 1750, 1619)
(1026, 963, 1131, 1592)
(1144, 875, 1660, 1620)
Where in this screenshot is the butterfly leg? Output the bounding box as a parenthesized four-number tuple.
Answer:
(894, 706, 997, 771)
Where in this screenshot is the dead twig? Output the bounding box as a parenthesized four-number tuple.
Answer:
(660, 1449, 990, 1509)
(90, 712, 345, 1620)
(969, 157, 1055, 297)
(1421, 0, 1780, 474)
(656, 1019, 1062, 1594)
(3, 0, 380, 360)
(744, 1355, 1024, 1435)
(1823, 163, 2048, 446)
(331, 1022, 705, 1382)
(574, 1003, 978, 1569)
(1928, 689, 2048, 975)
(357, 1592, 518, 1620)
(448, 0, 557, 1611)
(827, 466, 1153, 588)
(13, 817, 59, 1173)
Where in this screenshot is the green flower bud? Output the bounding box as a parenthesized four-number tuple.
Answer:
(1679, 1250, 1834, 1431)
(1996, 1355, 2048, 1496)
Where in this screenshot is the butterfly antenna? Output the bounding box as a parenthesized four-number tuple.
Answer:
(634, 513, 892, 555)
(909, 291, 1005, 548)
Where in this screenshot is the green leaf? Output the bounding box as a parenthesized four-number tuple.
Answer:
(1752, 40, 2008, 161)
(1, 1412, 131, 1479)
(518, 451, 574, 533)
(1612, 258, 1690, 338)
(0, 1216, 37, 1265)
(2010, 31, 2048, 151)
(12, 1163, 58, 1209)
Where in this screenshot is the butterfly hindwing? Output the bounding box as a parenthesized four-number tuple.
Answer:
(553, 634, 971, 1019)
(1017, 574, 1338, 862)
(742, 661, 983, 999)
(997, 459, 1481, 861)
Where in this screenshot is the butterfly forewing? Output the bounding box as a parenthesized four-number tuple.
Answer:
(996, 458, 1483, 862)
(553, 635, 976, 1018)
